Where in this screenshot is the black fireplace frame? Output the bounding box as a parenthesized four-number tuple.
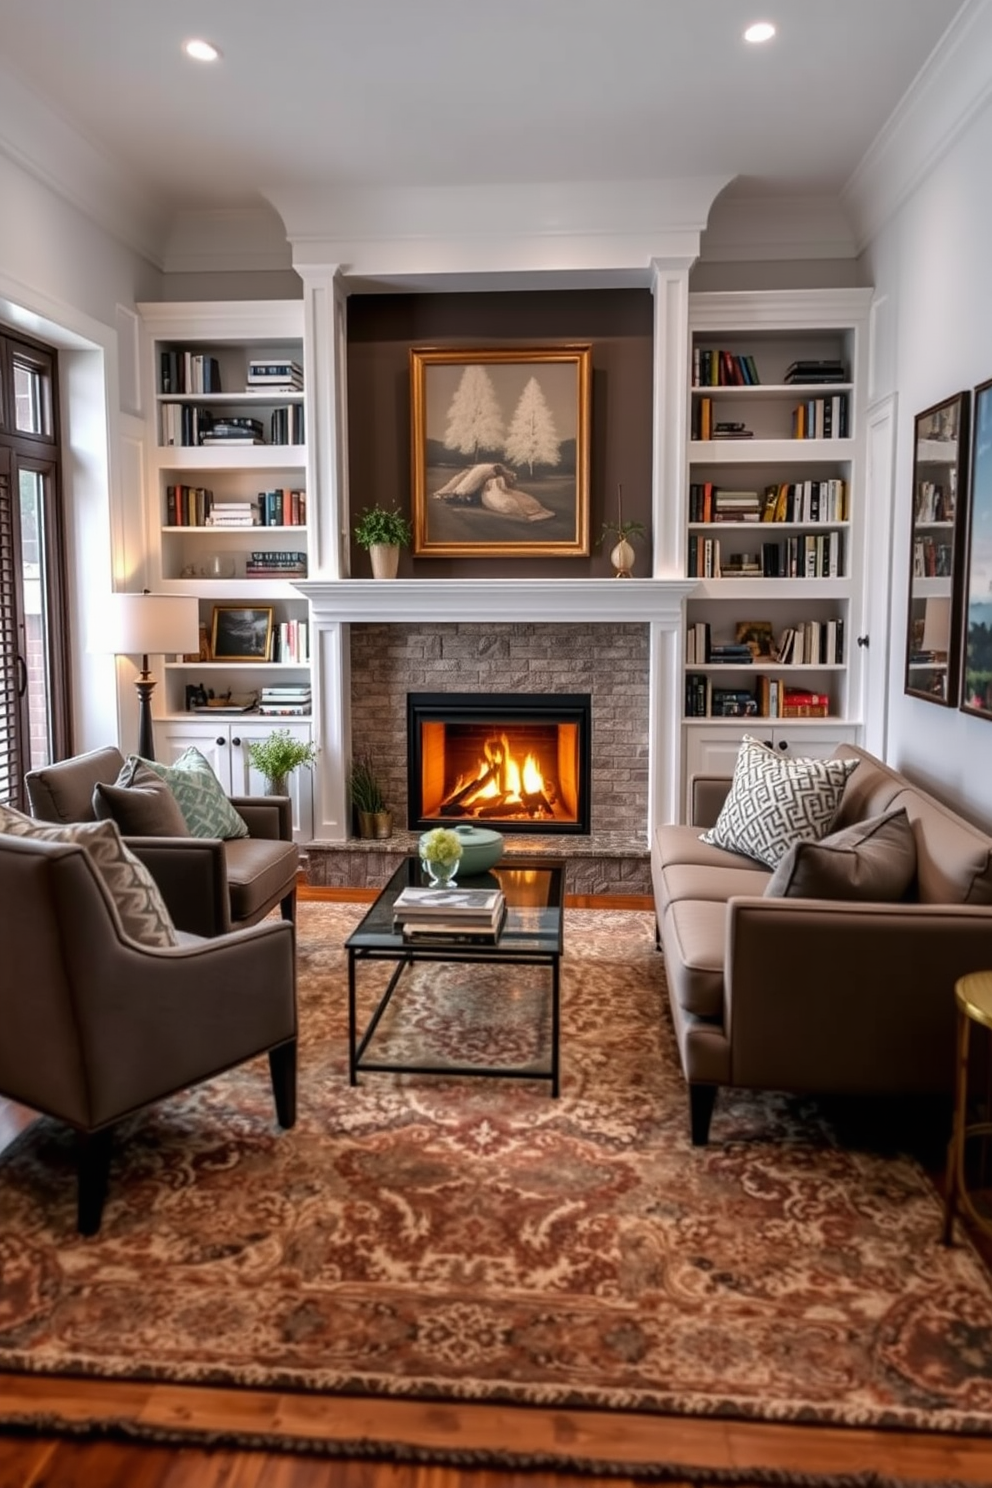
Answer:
(407, 691, 592, 835)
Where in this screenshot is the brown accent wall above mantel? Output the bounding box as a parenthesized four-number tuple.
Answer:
(345, 288, 654, 581)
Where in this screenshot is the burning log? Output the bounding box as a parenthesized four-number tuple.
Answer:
(476, 796, 514, 818)
(522, 788, 556, 817)
(441, 766, 500, 809)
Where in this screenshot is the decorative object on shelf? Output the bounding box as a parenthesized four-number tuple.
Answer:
(419, 826, 464, 886)
(347, 749, 393, 839)
(962, 377, 992, 720)
(210, 605, 275, 662)
(353, 504, 413, 579)
(449, 823, 505, 876)
(95, 591, 199, 760)
(245, 728, 318, 797)
(410, 344, 592, 559)
(205, 552, 237, 580)
(905, 389, 969, 708)
(598, 484, 645, 577)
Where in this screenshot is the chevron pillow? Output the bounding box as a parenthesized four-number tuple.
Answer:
(0, 806, 178, 948)
(700, 736, 858, 869)
(130, 749, 249, 840)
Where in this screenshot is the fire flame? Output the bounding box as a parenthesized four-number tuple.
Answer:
(442, 731, 556, 819)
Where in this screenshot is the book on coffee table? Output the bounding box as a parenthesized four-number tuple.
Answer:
(401, 902, 508, 945)
(393, 886, 504, 920)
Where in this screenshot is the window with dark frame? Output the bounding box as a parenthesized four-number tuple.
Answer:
(0, 330, 71, 808)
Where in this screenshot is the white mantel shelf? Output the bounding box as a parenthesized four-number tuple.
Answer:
(296, 578, 697, 624)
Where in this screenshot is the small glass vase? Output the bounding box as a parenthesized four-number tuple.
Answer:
(422, 857, 459, 887)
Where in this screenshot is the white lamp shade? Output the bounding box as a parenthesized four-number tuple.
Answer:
(102, 593, 200, 658)
(922, 595, 952, 654)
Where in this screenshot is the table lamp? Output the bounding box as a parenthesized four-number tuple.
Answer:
(106, 592, 200, 760)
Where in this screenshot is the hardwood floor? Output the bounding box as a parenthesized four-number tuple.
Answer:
(2, 887, 991, 1486)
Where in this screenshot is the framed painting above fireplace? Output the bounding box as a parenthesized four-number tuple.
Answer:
(410, 345, 592, 559)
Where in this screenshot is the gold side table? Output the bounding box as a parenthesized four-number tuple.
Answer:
(943, 970, 992, 1245)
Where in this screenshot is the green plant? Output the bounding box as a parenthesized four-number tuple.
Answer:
(246, 729, 318, 783)
(347, 749, 388, 813)
(353, 504, 413, 550)
(419, 827, 463, 867)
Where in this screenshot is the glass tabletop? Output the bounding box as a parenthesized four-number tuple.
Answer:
(346, 856, 564, 957)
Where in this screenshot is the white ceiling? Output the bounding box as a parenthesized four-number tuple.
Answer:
(0, 0, 967, 226)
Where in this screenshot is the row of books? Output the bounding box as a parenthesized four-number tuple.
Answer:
(270, 405, 305, 445)
(777, 619, 845, 666)
(687, 532, 844, 579)
(392, 885, 507, 945)
(692, 349, 760, 387)
(258, 489, 307, 527)
(257, 684, 311, 717)
(688, 480, 848, 526)
(272, 621, 309, 665)
(686, 674, 832, 719)
(912, 536, 953, 578)
(245, 549, 307, 578)
(160, 405, 302, 447)
(914, 478, 956, 524)
(792, 394, 849, 439)
(160, 351, 221, 395)
(686, 616, 844, 669)
(692, 399, 755, 441)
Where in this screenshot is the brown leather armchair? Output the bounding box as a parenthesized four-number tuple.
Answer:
(25, 746, 299, 937)
(0, 831, 297, 1233)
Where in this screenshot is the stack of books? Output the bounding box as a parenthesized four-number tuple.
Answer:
(783, 359, 847, 385)
(246, 359, 304, 393)
(245, 549, 307, 577)
(206, 501, 255, 528)
(258, 685, 312, 716)
(200, 416, 266, 447)
(392, 886, 507, 945)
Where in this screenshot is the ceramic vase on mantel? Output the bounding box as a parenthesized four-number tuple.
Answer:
(369, 543, 400, 579)
(610, 538, 636, 577)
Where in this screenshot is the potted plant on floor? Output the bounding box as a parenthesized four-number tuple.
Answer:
(353, 503, 413, 579)
(347, 748, 393, 838)
(246, 728, 318, 796)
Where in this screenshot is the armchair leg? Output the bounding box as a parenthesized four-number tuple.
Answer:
(689, 1083, 717, 1146)
(269, 1039, 297, 1128)
(280, 886, 297, 924)
(77, 1127, 113, 1236)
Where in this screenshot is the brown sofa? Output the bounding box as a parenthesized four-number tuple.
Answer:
(26, 746, 299, 938)
(653, 744, 992, 1144)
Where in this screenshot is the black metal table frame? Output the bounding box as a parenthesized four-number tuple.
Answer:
(347, 936, 562, 1097)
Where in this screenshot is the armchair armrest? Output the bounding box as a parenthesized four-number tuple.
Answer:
(691, 775, 733, 830)
(724, 896, 992, 1094)
(124, 835, 229, 937)
(231, 795, 293, 842)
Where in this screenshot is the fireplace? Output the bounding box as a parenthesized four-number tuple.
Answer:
(407, 692, 592, 835)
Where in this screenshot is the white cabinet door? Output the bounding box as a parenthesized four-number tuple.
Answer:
(158, 719, 234, 787)
(157, 718, 314, 841)
(682, 722, 860, 820)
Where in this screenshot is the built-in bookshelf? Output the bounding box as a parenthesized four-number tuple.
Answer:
(137, 301, 313, 837)
(681, 290, 873, 805)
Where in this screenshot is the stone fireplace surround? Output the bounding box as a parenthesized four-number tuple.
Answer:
(299, 578, 695, 896)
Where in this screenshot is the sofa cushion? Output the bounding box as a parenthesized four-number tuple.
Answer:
(0, 805, 178, 947)
(93, 760, 191, 837)
(700, 736, 858, 869)
(131, 749, 249, 840)
(658, 861, 771, 916)
(662, 899, 726, 1019)
(764, 807, 917, 901)
(892, 788, 992, 906)
(223, 836, 301, 921)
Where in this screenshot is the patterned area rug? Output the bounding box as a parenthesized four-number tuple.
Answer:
(2, 902, 992, 1444)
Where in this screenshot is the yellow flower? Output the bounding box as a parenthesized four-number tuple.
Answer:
(420, 827, 463, 866)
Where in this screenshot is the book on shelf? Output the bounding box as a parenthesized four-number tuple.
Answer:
(247, 360, 303, 384)
(200, 435, 266, 447)
(270, 405, 305, 446)
(160, 351, 221, 395)
(692, 349, 760, 387)
(783, 360, 847, 385)
(393, 886, 504, 921)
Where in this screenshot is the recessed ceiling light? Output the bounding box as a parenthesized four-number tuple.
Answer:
(744, 21, 776, 43)
(183, 38, 220, 62)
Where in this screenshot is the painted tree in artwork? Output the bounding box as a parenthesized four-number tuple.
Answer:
(505, 376, 561, 475)
(443, 366, 505, 459)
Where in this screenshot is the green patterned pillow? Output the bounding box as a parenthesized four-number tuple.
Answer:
(0, 806, 178, 948)
(129, 749, 249, 840)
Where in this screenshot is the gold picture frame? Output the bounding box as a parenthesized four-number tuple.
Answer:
(410, 345, 592, 558)
(210, 605, 274, 662)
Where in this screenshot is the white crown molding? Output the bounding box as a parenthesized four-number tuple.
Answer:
(160, 206, 295, 275)
(843, 0, 992, 251)
(699, 194, 859, 263)
(0, 60, 166, 268)
(268, 177, 729, 287)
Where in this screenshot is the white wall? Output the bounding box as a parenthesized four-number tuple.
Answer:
(0, 151, 161, 754)
(861, 94, 992, 828)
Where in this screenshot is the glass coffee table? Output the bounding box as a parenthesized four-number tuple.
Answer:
(345, 857, 565, 1095)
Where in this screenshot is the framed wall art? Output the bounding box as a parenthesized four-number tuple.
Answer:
(410, 345, 592, 558)
(904, 390, 969, 706)
(962, 377, 992, 718)
(210, 605, 274, 662)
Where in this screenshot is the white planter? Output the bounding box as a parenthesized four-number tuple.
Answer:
(369, 543, 401, 579)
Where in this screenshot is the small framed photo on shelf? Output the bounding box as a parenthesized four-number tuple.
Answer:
(734, 620, 774, 658)
(409, 344, 592, 559)
(210, 605, 274, 662)
(962, 378, 992, 719)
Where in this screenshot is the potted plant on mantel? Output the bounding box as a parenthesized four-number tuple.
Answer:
(353, 503, 413, 579)
(598, 484, 645, 577)
(246, 728, 319, 797)
(347, 748, 393, 839)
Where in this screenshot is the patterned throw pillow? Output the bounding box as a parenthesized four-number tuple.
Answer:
(0, 805, 178, 948)
(131, 748, 249, 840)
(700, 736, 859, 869)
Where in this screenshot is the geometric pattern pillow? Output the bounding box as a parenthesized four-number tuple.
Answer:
(0, 805, 178, 947)
(129, 748, 249, 840)
(93, 760, 191, 837)
(700, 735, 859, 869)
(764, 806, 917, 900)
